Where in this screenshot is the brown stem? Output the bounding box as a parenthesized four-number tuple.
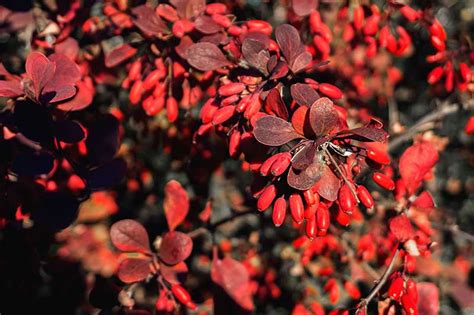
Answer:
(357, 247, 401, 312)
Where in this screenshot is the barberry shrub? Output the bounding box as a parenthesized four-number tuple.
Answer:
(0, 0, 473, 314)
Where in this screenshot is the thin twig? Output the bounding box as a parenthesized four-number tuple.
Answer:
(356, 247, 401, 313)
(388, 102, 459, 153)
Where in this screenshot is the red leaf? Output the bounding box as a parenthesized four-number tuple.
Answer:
(47, 53, 81, 87)
(412, 191, 435, 209)
(159, 231, 193, 265)
(105, 44, 137, 68)
(309, 97, 339, 136)
(211, 256, 254, 311)
(110, 219, 151, 253)
(0, 80, 23, 97)
(265, 88, 288, 120)
(399, 142, 439, 195)
(132, 5, 169, 35)
(292, 0, 318, 16)
(417, 282, 439, 315)
(389, 215, 415, 242)
(254, 115, 301, 146)
(164, 180, 189, 231)
(56, 78, 94, 111)
(291, 83, 319, 107)
(170, 0, 206, 19)
(117, 258, 151, 283)
(161, 262, 188, 284)
(25, 52, 55, 100)
(185, 42, 230, 71)
(195, 16, 221, 34)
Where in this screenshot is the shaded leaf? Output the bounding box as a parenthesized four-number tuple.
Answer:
(186, 42, 230, 71)
(110, 219, 151, 253)
(175, 36, 194, 60)
(117, 258, 151, 283)
(30, 191, 79, 232)
(389, 215, 415, 242)
(254, 115, 301, 146)
(55, 120, 85, 144)
(159, 231, 193, 265)
(14, 99, 54, 144)
(265, 88, 288, 120)
(211, 256, 254, 311)
(86, 158, 127, 190)
(291, 83, 319, 106)
(25, 52, 55, 100)
(269, 60, 289, 80)
(47, 53, 81, 87)
(86, 114, 120, 166)
(292, 142, 317, 170)
(105, 44, 137, 68)
(399, 142, 438, 196)
(164, 180, 189, 231)
(309, 97, 338, 136)
(11, 152, 55, 176)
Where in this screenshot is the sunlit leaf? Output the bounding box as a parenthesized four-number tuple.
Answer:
(159, 231, 193, 265)
(254, 115, 301, 146)
(110, 219, 151, 253)
(164, 180, 189, 231)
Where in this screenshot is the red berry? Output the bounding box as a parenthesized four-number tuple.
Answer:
(372, 172, 395, 190)
(366, 149, 391, 165)
(388, 275, 404, 301)
(257, 184, 277, 211)
(318, 83, 343, 99)
(338, 184, 356, 214)
(289, 193, 304, 224)
(356, 185, 374, 209)
(272, 196, 287, 227)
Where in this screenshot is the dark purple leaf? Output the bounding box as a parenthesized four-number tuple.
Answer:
(287, 151, 325, 190)
(199, 33, 228, 45)
(309, 97, 339, 136)
(211, 256, 254, 311)
(110, 219, 151, 253)
(55, 120, 86, 144)
(170, 0, 206, 19)
(25, 52, 55, 100)
(132, 5, 169, 35)
(86, 158, 127, 190)
(195, 15, 221, 34)
(265, 88, 288, 120)
(186, 42, 230, 71)
(292, 0, 318, 16)
(253, 115, 301, 146)
(292, 142, 317, 170)
(159, 231, 193, 265)
(291, 83, 319, 106)
(336, 127, 389, 142)
(314, 167, 340, 201)
(242, 38, 270, 75)
(11, 152, 55, 176)
(86, 114, 119, 166)
(269, 61, 290, 80)
(275, 24, 305, 68)
(14, 99, 54, 145)
(0, 80, 23, 97)
(105, 44, 137, 68)
(117, 258, 151, 283)
(290, 51, 311, 73)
